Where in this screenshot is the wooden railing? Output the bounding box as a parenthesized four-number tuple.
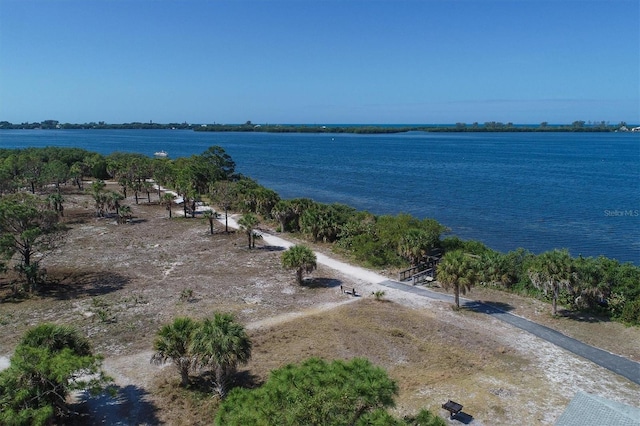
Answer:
(397, 248, 443, 283)
(398, 264, 427, 281)
(412, 269, 434, 286)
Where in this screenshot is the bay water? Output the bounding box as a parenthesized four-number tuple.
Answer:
(1, 129, 638, 264)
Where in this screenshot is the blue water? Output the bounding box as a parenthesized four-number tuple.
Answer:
(1, 129, 639, 264)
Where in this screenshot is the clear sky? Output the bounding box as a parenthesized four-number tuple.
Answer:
(0, 0, 638, 125)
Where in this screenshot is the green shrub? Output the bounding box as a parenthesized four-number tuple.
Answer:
(619, 299, 640, 326)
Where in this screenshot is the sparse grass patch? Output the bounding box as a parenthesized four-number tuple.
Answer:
(93, 307, 117, 323)
(373, 290, 386, 301)
(91, 297, 110, 309)
(0, 312, 12, 326)
(389, 328, 406, 338)
(122, 293, 149, 307)
(154, 374, 221, 426)
(241, 299, 548, 424)
(179, 288, 194, 302)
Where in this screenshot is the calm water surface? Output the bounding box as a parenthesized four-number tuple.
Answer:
(1, 129, 638, 264)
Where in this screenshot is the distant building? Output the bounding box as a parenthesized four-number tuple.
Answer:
(555, 391, 640, 426)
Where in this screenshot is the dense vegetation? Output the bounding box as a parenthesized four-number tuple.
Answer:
(0, 145, 637, 326)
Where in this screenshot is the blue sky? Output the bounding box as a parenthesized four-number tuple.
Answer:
(0, 0, 638, 124)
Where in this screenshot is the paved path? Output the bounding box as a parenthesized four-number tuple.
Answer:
(378, 279, 640, 386)
(227, 220, 640, 386)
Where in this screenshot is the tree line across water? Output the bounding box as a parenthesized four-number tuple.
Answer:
(0, 145, 638, 424)
(1, 119, 633, 132)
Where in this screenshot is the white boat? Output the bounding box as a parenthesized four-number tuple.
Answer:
(154, 150, 168, 158)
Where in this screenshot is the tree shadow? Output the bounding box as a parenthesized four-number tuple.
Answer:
(68, 384, 160, 425)
(63, 211, 94, 225)
(38, 269, 129, 300)
(461, 300, 515, 315)
(450, 411, 474, 424)
(127, 218, 148, 224)
(302, 278, 343, 289)
(232, 369, 263, 390)
(192, 369, 263, 394)
(257, 245, 286, 252)
(557, 308, 610, 323)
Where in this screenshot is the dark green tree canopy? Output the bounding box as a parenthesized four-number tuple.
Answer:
(215, 357, 399, 426)
(0, 324, 110, 426)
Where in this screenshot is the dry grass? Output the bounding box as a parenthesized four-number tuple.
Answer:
(1, 182, 639, 425)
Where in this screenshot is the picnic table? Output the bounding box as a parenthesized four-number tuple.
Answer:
(442, 400, 463, 418)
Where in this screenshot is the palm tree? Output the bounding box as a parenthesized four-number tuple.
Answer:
(480, 251, 510, 287)
(142, 180, 154, 203)
(281, 244, 317, 285)
(118, 205, 132, 224)
(397, 229, 431, 266)
(90, 179, 107, 217)
(161, 192, 175, 218)
(106, 191, 124, 217)
(151, 317, 198, 387)
(528, 249, 574, 315)
(210, 180, 235, 233)
(69, 162, 85, 190)
(46, 193, 65, 217)
(190, 313, 252, 398)
(203, 210, 217, 235)
(436, 250, 480, 308)
(300, 206, 322, 242)
(237, 213, 259, 249)
(253, 187, 279, 216)
(289, 198, 315, 232)
(271, 200, 294, 233)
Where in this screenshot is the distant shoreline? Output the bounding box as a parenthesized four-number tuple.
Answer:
(1, 121, 637, 133)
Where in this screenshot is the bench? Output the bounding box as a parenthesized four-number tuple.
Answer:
(442, 400, 463, 418)
(339, 285, 358, 297)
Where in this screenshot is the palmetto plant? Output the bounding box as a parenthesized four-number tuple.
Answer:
(151, 317, 198, 387)
(118, 205, 132, 224)
(528, 249, 574, 315)
(190, 313, 252, 398)
(281, 245, 317, 285)
(237, 213, 259, 249)
(161, 192, 175, 218)
(437, 250, 480, 308)
(203, 210, 217, 235)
